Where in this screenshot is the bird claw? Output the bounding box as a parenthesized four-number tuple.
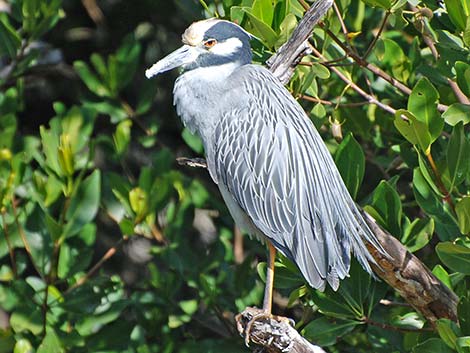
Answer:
(243, 310, 271, 346)
(235, 307, 296, 347)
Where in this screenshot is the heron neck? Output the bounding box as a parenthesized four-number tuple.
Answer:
(183, 61, 242, 82)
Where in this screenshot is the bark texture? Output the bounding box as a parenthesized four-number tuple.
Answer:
(362, 210, 459, 324)
(235, 307, 326, 353)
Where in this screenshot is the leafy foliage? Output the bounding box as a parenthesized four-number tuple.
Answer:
(0, 0, 470, 352)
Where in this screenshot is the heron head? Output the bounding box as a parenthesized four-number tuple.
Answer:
(145, 19, 253, 78)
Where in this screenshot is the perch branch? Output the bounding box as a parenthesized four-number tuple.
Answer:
(236, 307, 326, 353)
(265, 0, 333, 84)
(362, 210, 458, 324)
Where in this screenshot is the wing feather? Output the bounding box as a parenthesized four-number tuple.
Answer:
(211, 65, 383, 290)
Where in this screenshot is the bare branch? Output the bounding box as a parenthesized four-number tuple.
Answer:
(236, 307, 326, 353)
(362, 210, 458, 324)
(266, 0, 334, 84)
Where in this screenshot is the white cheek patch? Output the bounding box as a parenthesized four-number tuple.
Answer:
(210, 37, 243, 56)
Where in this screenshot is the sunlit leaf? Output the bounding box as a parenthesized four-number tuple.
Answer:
(436, 242, 470, 274)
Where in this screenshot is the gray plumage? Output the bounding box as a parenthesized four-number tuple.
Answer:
(146, 19, 384, 291)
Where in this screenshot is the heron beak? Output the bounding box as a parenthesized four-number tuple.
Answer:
(145, 45, 199, 78)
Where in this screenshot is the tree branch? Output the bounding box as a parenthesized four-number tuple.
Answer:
(235, 307, 326, 353)
(265, 0, 333, 84)
(362, 210, 458, 324)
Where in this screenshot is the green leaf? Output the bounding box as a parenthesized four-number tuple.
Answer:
(73, 61, 111, 97)
(401, 217, 434, 252)
(432, 265, 452, 289)
(39, 125, 61, 176)
(242, 9, 278, 48)
(443, 104, 470, 126)
(444, 0, 468, 30)
(0, 113, 17, 149)
(436, 318, 460, 350)
(457, 337, 470, 353)
(367, 180, 402, 236)
(115, 35, 142, 90)
(302, 317, 361, 346)
(58, 223, 96, 279)
(455, 62, 470, 97)
(360, 0, 392, 9)
(456, 196, 470, 234)
(179, 299, 198, 315)
(465, 17, 470, 47)
(391, 312, 425, 329)
(257, 261, 304, 289)
(310, 289, 358, 319)
(113, 119, 132, 156)
(13, 339, 33, 353)
(335, 133, 365, 199)
(129, 186, 149, 222)
(0, 17, 21, 59)
(408, 78, 443, 143)
(10, 307, 43, 335)
(45, 213, 62, 242)
(412, 168, 459, 240)
(459, 292, 470, 336)
(64, 170, 101, 238)
(182, 127, 204, 154)
(375, 39, 410, 82)
(37, 327, 64, 353)
(394, 110, 431, 153)
(311, 63, 331, 79)
(275, 13, 297, 48)
(413, 338, 455, 353)
(251, 0, 274, 27)
(447, 123, 469, 189)
(436, 242, 470, 274)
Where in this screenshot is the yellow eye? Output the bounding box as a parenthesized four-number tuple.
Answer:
(203, 39, 217, 48)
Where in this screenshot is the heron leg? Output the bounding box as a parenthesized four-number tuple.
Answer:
(262, 241, 276, 313)
(242, 241, 276, 346)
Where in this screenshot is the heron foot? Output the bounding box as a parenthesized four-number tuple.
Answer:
(235, 307, 295, 347)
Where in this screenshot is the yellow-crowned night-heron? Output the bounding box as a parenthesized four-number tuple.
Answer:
(146, 19, 384, 313)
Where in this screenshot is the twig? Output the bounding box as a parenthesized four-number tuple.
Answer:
(363, 11, 391, 59)
(363, 317, 434, 333)
(309, 44, 398, 115)
(81, 0, 105, 25)
(298, 93, 369, 107)
(447, 79, 470, 105)
(379, 299, 411, 307)
(0, 40, 29, 87)
(409, 5, 470, 105)
(65, 236, 129, 294)
(332, 1, 358, 55)
(42, 284, 49, 338)
(318, 24, 450, 112)
(120, 98, 153, 136)
(11, 196, 44, 280)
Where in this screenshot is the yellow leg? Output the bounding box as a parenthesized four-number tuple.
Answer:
(242, 242, 277, 346)
(262, 242, 276, 313)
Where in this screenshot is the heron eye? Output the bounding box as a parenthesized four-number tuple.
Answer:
(203, 39, 217, 48)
